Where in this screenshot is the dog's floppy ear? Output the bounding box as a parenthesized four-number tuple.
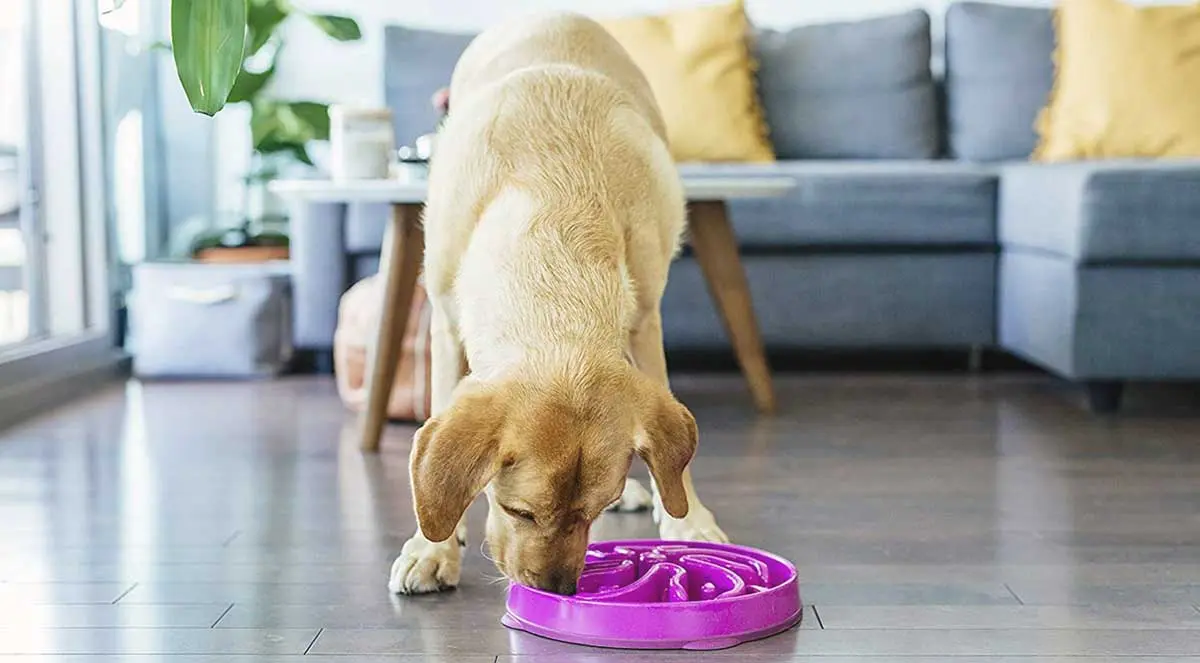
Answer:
(410, 386, 505, 542)
(634, 380, 698, 520)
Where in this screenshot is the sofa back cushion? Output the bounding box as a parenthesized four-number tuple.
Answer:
(383, 26, 473, 147)
(944, 2, 1055, 161)
(754, 10, 938, 160)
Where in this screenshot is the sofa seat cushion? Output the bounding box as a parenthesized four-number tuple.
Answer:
(1000, 251, 1200, 379)
(999, 160, 1200, 264)
(663, 253, 996, 349)
(681, 162, 998, 248)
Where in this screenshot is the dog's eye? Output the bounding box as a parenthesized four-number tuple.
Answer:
(502, 505, 537, 523)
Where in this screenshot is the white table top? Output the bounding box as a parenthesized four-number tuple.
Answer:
(269, 175, 795, 204)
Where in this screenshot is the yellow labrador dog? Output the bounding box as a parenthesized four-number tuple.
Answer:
(388, 12, 727, 596)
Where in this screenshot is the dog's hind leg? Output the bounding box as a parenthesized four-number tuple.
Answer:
(652, 470, 728, 543)
(607, 477, 653, 513)
(628, 309, 729, 543)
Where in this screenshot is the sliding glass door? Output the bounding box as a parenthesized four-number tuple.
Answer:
(0, 1, 35, 346)
(0, 0, 113, 355)
(0, 0, 119, 422)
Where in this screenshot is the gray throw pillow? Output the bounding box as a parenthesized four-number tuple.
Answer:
(383, 26, 475, 147)
(944, 2, 1055, 161)
(755, 10, 938, 160)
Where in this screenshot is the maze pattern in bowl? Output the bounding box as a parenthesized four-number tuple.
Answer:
(503, 540, 802, 650)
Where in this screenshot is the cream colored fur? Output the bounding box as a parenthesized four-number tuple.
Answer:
(389, 12, 726, 597)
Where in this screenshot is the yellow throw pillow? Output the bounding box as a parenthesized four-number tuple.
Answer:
(601, 0, 775, 163)
(1034, 0, 1200, 161)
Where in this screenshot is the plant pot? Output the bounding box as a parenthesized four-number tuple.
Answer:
(195, 245, 290, 264)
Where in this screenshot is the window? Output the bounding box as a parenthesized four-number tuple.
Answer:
(0, 2, 30, 346)
(0, 0, 119, 422)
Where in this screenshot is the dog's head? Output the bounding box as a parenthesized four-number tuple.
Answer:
(409, 365, 696, 595)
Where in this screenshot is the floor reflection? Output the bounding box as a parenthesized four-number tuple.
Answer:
(0, 375, 1198, 658)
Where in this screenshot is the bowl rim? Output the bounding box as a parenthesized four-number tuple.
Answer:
(505, 538, 799, 609)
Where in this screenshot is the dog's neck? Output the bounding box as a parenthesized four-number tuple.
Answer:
(456, 187, 638, 385)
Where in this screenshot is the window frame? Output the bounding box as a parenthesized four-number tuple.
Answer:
(0, 0, 121, 426)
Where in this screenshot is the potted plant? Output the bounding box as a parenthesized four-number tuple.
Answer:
(162, 0, 362, 262)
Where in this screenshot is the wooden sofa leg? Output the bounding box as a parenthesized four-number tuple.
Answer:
(1085, 381, 1125, 414)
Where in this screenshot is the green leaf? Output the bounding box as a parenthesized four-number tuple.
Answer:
(286, 101, 331, 140)
(250, 100, 282, 147)
(246, 0, 290, 56)
(250, 101, 328, 165)
(256, 138, 314, 166)
(289, 144, 315, 166)
(305, 14, 362, 41)
(227, 63, 276, 104)
(171, 0, 248, 116)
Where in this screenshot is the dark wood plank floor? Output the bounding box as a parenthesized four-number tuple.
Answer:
(1, 374, 1199, 661)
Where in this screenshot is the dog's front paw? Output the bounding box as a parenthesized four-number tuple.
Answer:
(388, 535, 463, 595)
(658, 504, 729, 543)
(606, 478, 653, 513)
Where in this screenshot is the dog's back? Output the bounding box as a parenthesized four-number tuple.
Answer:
(448, 13, 666, 141)
(423, 13, 686, 377)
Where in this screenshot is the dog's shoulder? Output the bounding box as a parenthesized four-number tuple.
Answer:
(449, 12, 666, 141)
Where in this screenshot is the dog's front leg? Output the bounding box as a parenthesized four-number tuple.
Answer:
(629, 309, 729, 543)
(391, 303, 469, 594)
(388, 517, 467, 594)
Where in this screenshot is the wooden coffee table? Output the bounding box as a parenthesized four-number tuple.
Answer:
(272, 175, 794, 451)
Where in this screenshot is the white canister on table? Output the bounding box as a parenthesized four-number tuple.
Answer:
(329, 106, 394, 181)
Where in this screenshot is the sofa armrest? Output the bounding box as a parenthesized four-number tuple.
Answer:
(288, 201, 348, 349)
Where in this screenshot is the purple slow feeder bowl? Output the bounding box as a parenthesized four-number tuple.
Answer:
(502, 539, 802, 650)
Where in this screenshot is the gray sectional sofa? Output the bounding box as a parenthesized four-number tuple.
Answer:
(288, 2, 1200, 412)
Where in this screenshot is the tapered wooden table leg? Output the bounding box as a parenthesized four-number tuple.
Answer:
(688, 200, 776, 414)
(360, 203, 424, 452)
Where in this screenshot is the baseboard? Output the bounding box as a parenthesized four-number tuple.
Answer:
(290, 349, 335, 375)
(289, 347, 1040, 375)
(0, 351, 128, 431)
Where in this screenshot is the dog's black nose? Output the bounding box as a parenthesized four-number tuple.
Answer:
(544, 569, 578, 596)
